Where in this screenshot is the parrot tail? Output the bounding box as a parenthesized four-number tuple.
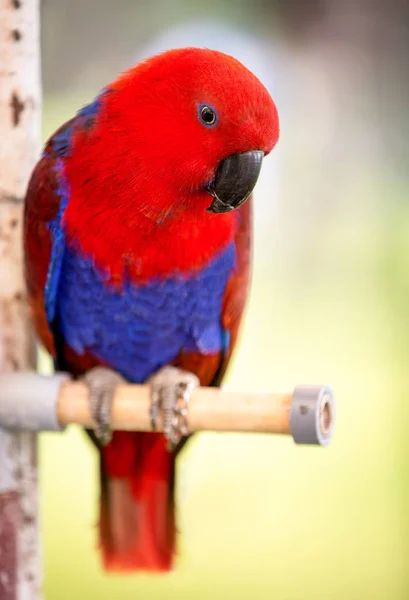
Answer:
(99, 431, 176, 572)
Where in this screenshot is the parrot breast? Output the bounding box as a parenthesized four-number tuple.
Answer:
(55, 243, 236, 382)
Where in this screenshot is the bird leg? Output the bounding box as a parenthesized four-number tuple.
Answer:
(148, 366, 199, 451)
(81, 366, 127, 445)
(82, 365, 199, 450)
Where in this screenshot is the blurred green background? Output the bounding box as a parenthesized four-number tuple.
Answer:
(37, 0, 409, 598)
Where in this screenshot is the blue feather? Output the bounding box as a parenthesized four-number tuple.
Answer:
(56, 244, 236, 383)
(44, 159, 70, 323)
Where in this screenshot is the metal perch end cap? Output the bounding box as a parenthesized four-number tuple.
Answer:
(290, 385, 336, 446)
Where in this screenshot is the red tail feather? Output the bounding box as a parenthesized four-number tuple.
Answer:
(99, 431, 176, 572)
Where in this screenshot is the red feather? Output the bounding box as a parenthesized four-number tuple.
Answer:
(24, 47, 278, 573)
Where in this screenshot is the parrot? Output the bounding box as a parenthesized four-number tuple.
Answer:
(24, 47, 279, 572)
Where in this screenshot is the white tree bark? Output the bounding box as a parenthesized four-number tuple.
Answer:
(0, 1, 42, 599)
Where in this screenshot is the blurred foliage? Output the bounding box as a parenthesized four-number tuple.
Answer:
(39, 104, 409, 600)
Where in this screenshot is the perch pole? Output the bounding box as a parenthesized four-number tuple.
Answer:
(0, 0, 42, 599)
(0, 373, 336, 446)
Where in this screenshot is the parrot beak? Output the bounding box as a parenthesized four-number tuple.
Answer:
(205, 150, 264, 213)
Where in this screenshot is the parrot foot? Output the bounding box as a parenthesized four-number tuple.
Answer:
(81, 366, 126, 445)
(148, 366, 199, 451)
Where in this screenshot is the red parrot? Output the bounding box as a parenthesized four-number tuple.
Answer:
(24, 48, 279, 572)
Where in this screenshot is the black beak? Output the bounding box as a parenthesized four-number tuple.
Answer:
(206, 150, 264, 213)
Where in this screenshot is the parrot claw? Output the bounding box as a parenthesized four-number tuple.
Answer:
(81, 366, 127, 445)
(148, 366, 199, 451)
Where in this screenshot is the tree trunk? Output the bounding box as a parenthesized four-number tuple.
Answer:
(0, 1, 42, 599)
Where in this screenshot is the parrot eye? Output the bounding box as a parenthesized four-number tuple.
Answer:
(198, 104, 217, 128)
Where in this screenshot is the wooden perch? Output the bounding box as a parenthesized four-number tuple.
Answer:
(0, 372, 336, 446)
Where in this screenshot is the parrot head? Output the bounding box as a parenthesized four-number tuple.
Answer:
(101, 47, 279, 220)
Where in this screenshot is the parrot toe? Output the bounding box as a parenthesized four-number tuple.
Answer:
(148, 366, 199, 451)
(82, 366, 127, 445)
